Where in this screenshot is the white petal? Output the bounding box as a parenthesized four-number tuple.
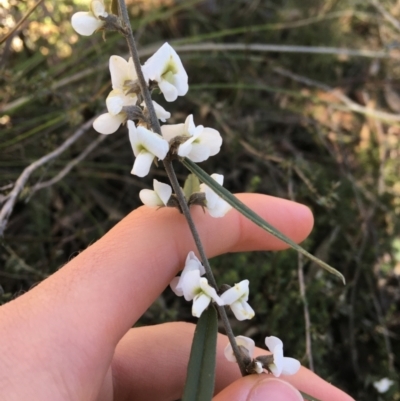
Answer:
(207, 198, 232, 218)
(185, 143, 211, 162)
(199, 278, 224, 306)
(152, 101, 171, 122)
(160, 123, 185, 141)
(184, 252, 206, 276)
(153, 179, 172, 205)
(93, 113, 125, 134)
(373, 378, 394, 394)
(198, 127, 222, 156)
(281, 357, 301, 376)
(169, 276, 183, 297)
(142, 43, 172, 81)
(271, 346, 284, 377)
(90, 0, 107, 18)
(265, 336, 283, 351)
(224, 336, 255, 363)
(71, 12, 103, 36)
(139, 189, 163, 207)
(192, 293, 211, 317)
(171, 69, 189, 96)
(181, 269, 202, 301)
(220, 281, 248, 305)
(110, 55, 130, 90)
(137, 126, 169, 160)
(132, 150, 154, 177)
(230, 300, 255, 321)
(159, 79, 178, 102)
(177, 139, 194, 158)
(210, 173, 224, 185)
(173, 252, 204, 295)
(106, 89, 124, 115)
(184, 115, 196, 135)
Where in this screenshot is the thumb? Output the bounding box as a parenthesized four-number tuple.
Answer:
(214, 376, 303, 401)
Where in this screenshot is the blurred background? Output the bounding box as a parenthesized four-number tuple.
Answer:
(1, 0, 400, 399)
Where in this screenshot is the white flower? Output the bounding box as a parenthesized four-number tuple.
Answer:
(224, 336, 255, 363)
(170, 252, 222, 317)
(264, 336, 301, 377)
(199, 174, 232, 218)
(93, 56, 139, 135)
(128, 121, 169, 177)
(170, 252, 206, 297)
(373, 378, 394, 394)
(181, 269, 224, 317)
(161, 115, 222, 163)
(139, 179, 172, 207)
(141, 101, 171, 122)
(220, 280, 254, 321)
(71, 0, 107, 36)
(142, 42, 188, 102)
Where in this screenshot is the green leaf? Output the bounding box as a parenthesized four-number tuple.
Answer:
(182, 158, 345, 284)
(182, 305, 218, 401)
(300, 390, 324, 401)
(183, 173, 201, 200)
(110, 0, 119, 16)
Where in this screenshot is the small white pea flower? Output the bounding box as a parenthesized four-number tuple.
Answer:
(170, 252, 222, 317)
(128, 121, 169, 177)
(161, 115, 222, 163)
(373, 378, 394, 394)
(170, 252, 206, 297)
(71, 0, 107, 36)
(264, 336, 301, 377)
(142, 42, 188, 102)
(224, 335, 300, 377)
(141, 101, 171, 122)
(93, 56, 139, 135)
(224, 336, 255, 363)
(199, 174, 232, 218)
(139, 179, 172, 207)
(181, 269, 224, 317)
(220, 280, 254, 321)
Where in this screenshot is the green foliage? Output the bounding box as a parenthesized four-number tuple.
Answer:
(182, 305, 218, 401)
(1, 1, 400, 400)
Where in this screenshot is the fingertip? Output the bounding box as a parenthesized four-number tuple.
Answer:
(214, 376, 303, 401)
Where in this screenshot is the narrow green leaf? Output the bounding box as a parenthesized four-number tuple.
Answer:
(182, 306, 218, 401)
(182, 158, 345, 284)
(300, 390, 324, 401)
(183, 173, 201, 200)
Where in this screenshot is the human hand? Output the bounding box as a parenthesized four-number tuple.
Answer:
(0, 193, 354, 401)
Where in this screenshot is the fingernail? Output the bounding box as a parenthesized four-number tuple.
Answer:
(248, 378, 303, 401)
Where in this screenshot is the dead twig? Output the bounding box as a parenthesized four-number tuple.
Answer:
(273, 66, 400, 123)
(2, 41, 398, 113)
(0, 0, 44, 45)
(29, 134, 107, 195)
(0, 117, 97, 237)
(370, 0, 400, 33)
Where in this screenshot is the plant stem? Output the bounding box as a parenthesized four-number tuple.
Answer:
(163, 160, 247, 376)
(117, 0, 247, 377)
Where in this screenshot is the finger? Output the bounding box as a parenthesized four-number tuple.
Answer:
(213, 377, 302, 401)
(0, 194, 313, 388)
(110, 322, 354, 401)
(2, 194, 312, 342)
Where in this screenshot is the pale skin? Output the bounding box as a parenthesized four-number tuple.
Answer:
(0, 193, 355, 401)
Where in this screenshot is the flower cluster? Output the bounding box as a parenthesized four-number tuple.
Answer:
(71, 4, 298, 382)
(170, 252, 253, 320)
(71, 5, 230, 216)
(224, 335, 301, 377)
